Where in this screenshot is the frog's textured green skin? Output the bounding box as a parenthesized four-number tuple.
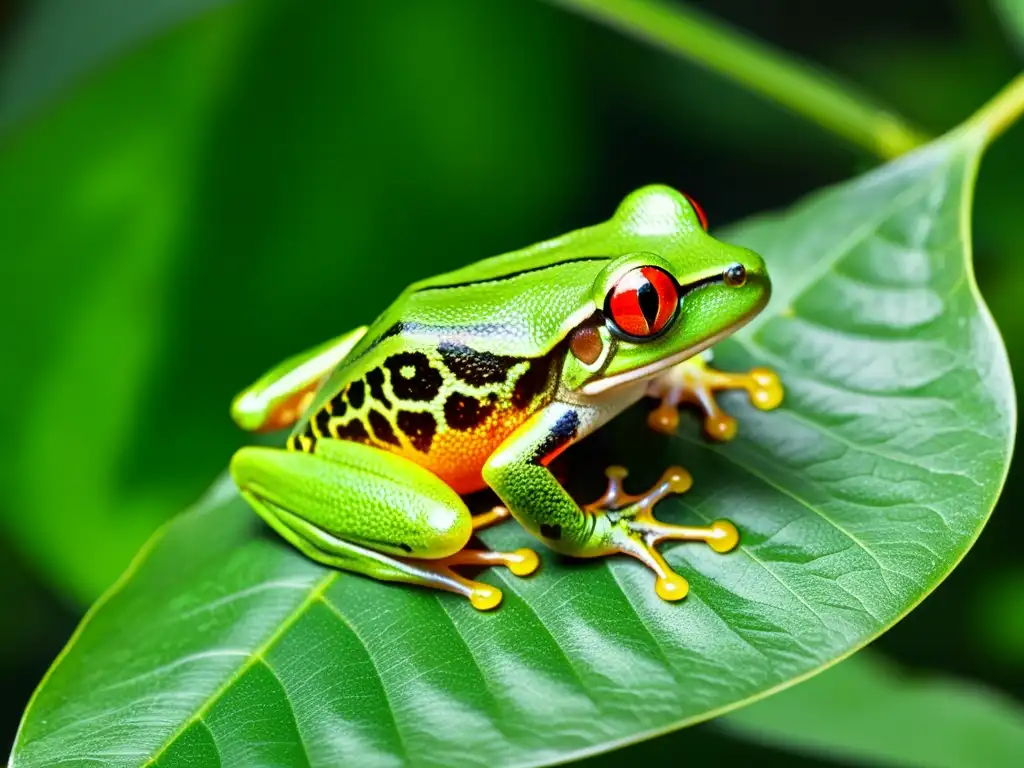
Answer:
(230, 185, 783, 609)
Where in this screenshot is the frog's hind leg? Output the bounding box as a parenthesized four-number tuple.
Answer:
(646, 351, 782, 441)
(232, 439, 537, 610)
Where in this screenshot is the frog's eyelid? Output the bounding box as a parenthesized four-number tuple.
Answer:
(682, 193, 709, 230)
(678, 272, 726, 297)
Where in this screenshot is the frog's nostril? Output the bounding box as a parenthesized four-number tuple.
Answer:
(723, 263, 747, 288)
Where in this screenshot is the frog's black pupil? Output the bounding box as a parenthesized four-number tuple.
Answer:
(725, 263, 746, 287)
(636, 279, 660, 329)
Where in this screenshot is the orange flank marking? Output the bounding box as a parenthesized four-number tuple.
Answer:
(539, 439, 572, 468)
(398, 403, 530, 495)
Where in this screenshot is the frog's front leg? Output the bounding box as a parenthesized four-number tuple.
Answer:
(646, 351, 783, 441)
(483, 401, 737, 601)
(231, 326, 368, 433)
(231, 438, 537, 610)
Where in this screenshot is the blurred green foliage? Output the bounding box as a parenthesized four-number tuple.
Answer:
(720, 652, 1024, 767)
(1, 0, 1023, 764)
(0, 0, 590, 604)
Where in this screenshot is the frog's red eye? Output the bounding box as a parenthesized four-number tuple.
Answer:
(683, 193, 708, 230)
(605, 266, 679, 340)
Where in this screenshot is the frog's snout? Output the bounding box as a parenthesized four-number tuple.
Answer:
(725, 247, 770, 294)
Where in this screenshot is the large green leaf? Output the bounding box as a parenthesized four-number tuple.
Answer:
(10, 123, 1014, 766)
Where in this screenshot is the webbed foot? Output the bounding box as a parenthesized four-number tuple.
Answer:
(407, 546, 539, 610)
(586, 466, 738, 601)
(646, 354, 782, 441)
(411, 505, 536, 610)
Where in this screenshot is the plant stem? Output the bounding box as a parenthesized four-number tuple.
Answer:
(966, 71, 1024, 146)
(550, 0, 930, 159)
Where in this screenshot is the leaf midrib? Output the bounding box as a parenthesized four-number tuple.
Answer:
(142, 570, 339, 767)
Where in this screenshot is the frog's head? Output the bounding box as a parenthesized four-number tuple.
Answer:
(564, 186, 770, 397)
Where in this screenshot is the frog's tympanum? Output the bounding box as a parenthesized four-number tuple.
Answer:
(230, 186, 782, 609)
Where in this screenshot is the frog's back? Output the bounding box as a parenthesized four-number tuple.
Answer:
(362, 216, 632, 361)
(368, 186, 700, 360)
(289, 333, 561, 494)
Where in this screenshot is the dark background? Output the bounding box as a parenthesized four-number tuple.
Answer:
(1, 0, 1021, 763)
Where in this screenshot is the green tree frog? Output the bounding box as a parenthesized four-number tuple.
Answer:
(230, 186, 782, 610)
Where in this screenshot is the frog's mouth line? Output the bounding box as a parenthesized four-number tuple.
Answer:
(578, 312, 758, 397)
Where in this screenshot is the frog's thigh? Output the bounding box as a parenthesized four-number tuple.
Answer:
(232, 439, 536, 609)
(231, 438, 472, 560)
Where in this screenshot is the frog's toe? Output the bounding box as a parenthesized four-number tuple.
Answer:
(469, 584, 503, 611)
(749, 367, 784, 410)
(415, 545, 542, 610)
(586, 465, 692, 513)
(399, 558, 508, 611)
(506, 548, 541, 576)
(434, 546, 541, 579)
(647, 403, 680, 435)
(585, 465, 633, 511)
(470, 505, 511, 531)
(388, 545, 540, 610)
(443, 547, 540, 576)
(654, 570, 689, 602)
(704, 411, 738, 442)
(612, 515, 740, 602)
(706, 520, 740, 553)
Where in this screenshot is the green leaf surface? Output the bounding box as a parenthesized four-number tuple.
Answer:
(719, 650, 1024, 768)
(10, 128, 1014, 766)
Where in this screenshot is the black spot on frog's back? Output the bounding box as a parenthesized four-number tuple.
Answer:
(444, 393, 495, 430)
(313, 408, 332, 437)
(328, 393, 347, 417)
(333, 419, 371, 444)
(384, 352, 442, 402)
(365, 367, 391, 409)
(438, 343, 520, 386)
(368, 410, 400, 446)
(397, 410, 437, 453)
(513, 351, 556, 409)
(346, 380, 366, 409)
